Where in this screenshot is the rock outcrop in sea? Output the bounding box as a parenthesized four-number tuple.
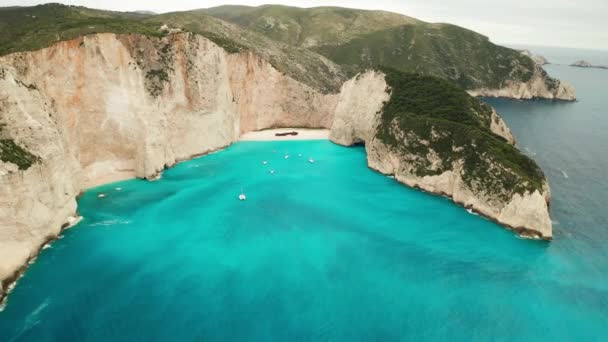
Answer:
(570, 60, 608, 69)
(0, 32, 553, 303)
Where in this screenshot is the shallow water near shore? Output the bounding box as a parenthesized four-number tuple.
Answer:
(1, 134, 607, 340)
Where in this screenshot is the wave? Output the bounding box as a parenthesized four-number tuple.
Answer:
(524, 147, 537, 156)
(65, 216, 83, 229)
(10, 299, 50, 341)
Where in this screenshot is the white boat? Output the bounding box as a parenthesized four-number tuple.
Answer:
(298, 153, 303, 157)
(269, 170, 276, 174)
(115, 187, 122, 191)
(239, 188, 246, 201)
(284, 153, 290, 159)
(97, 193, 106, 198)
(308, 157, 315, 163)
(262, 160, 268, 165)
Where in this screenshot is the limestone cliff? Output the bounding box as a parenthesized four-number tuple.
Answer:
(468, 66, 575, 101)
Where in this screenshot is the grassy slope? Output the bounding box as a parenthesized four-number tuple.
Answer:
(204, 5, 419, 47)
(377, 68, 545, 199)
(0, 4, 162, 56)
(205, 5, 538, 89)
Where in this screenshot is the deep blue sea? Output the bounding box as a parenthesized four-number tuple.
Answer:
(1, 48, 607, 341)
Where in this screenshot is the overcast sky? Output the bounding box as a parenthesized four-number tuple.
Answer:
(3, 0, 607, 50)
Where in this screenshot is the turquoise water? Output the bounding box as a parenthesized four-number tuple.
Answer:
(2, 52, 608, 340)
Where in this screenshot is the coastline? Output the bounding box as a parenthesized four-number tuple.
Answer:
(239, 128, 329, 141)
(0, 128, 332, 308)
(1, 125, 549, 309)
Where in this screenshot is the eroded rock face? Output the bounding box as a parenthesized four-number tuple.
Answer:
(0, 71, 80, 295)
(330, 70, 390, 145)
(227, 52, 337, 132)
(468, 66, 576, 101)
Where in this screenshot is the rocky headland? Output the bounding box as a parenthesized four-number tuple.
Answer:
(519, 49, 549, 66)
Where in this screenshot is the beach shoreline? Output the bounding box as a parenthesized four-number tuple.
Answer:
(239, 128, 329, 141)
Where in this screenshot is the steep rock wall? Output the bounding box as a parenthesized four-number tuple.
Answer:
(0, 67, 81, 293)
(330, 70, 390, 145)
(227, 52, 337, 132)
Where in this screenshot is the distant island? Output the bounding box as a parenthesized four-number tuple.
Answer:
(570, 60, 608, 69)
(519, 50, 549, 66)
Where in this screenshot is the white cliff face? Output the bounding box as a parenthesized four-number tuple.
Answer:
(2, 34, 243, 184)
(330, 71, 390, 145)
(468, 67, 576, 101)
(0, 32, 337, 299)
(0, 67, 81, 292)
(227, 52, 337, 132)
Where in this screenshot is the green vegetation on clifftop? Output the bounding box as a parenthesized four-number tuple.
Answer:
(377, 68, 545, 199)
(0, 4, 163, 56)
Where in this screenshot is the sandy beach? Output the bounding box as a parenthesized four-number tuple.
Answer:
(239, 128, 329, 141)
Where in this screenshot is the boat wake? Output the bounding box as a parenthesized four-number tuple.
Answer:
(89, 219, 132, 227)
